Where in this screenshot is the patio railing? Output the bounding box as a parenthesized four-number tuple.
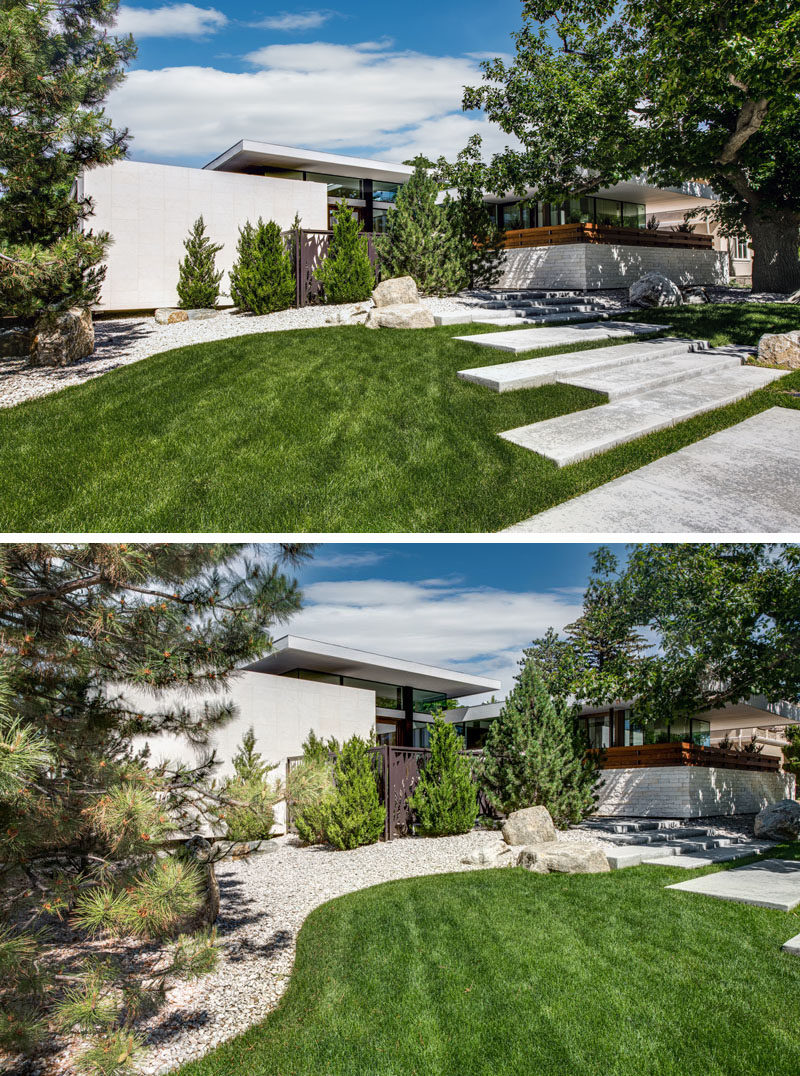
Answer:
(597, 742, 780, 773)
(501, 222, 714, 251)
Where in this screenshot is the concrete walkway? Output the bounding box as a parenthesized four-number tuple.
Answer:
(667, 859, 800, 912)
(454, 320, 666, 351)
(505, 407, 800, 533)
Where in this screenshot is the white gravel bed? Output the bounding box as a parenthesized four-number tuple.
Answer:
(0, 296, 484, 411)
(124, 826, 611, 1074)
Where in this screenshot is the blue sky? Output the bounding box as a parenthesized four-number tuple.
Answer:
(280, 543, 628, 700)
(108, 1, 527, 166)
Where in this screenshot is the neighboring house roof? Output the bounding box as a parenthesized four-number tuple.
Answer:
(203, 140, 414, 184)
(245, 635, 501, 699)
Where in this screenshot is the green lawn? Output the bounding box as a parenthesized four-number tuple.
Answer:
(2, 303, 799, 531)
(616, 301, 800, 347)
(177, 847, 800, 1076)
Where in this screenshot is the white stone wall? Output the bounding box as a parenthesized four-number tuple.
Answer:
(81, 160, 329, 310)
(132, 671, 376, 832)
(595, 766, 796, 818)
(499, 244, 727, 290)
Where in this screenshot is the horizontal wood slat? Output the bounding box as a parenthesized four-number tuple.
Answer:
(501, 223, 713, 251)
(597, 742, 779, 773)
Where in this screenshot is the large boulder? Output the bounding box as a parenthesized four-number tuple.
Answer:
(629, 272, 683, 308)
(30, 307, 94, 367)
(155, 307, 189, 324)
(364, 303, 435, 329)
(517, 841, 610, 875)
(502, 806, 557, 847)
(372, 276, 419, 308)
(754, 799, 800, 841)
(758, 330, 800, 369)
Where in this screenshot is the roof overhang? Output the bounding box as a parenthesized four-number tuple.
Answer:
(482, 179, 716, 208)
(204, 140, 414, 184)
(246, 635, 500, 699)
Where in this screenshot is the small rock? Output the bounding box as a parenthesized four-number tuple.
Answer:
(461, 842, 514, 866)
(186, 308, 220, 321)
(754, 799, 800, 840)
(681, 285, 709, 304)
(364, 303, 435, 329)
(0, 325, 34, 358)
(629, 272, 683, 308)
(154, 308, 189, 324)
(517, 841, 610, 874)
(757, 330, 800, 369)
(372, 276, 419, 307)
(502, 806, 557, 846)
(30, 307, 94, 366)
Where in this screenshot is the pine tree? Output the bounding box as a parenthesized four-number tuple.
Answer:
(222, 728, 281, 842)
(481, 661, 599, 826)
(409, 713, 476, 836)
(229, 218, 295, 315)
(176, 216, 223, 309)
(315, 200, 375, 304)
(0, 543, 312, 1072)
(375, 156, 465, 295)
(438, 136, 506, 290)
(0, 0, 135, 314)
(323, 735, 385, 850)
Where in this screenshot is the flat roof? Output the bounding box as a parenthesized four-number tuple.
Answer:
(246, 635, 500, 698)
(204, 140, 414, 184)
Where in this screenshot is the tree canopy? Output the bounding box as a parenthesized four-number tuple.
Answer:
(464, 0, 800, 291)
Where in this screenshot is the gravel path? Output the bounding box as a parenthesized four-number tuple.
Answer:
(0, 296, 483, 410)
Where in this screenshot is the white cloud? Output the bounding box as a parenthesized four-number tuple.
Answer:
(115, 3, 227, 38)
(251, 10, 337, 31)
(313, 550, 389, 569)
(107, 39, 519, 161)
(287, 578, 582, 701)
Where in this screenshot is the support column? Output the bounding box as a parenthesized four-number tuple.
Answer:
(401, 686, 414, 746)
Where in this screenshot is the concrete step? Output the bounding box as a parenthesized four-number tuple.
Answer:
(459, 337, 699, 393)
(454, 320, 666, 351)
(480, 301, 605, 312)
(500, 364, 787, 466)
(609, 841, 777, 870)
(557, 352, 742, 400)
(435, 310, 613, 328)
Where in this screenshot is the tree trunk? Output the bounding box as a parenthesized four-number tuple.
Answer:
(747, 214, 800, 293)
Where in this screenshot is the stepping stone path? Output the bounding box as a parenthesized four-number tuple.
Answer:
(574, 818, 776, 871)
(434, 289, 627, 327)
(667, 859, 800, 912)
(503, 407, 800, 533)
(455, 320, 665, 353)
(457, 328, 787, 466)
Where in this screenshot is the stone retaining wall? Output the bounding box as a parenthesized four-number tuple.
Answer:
(499, 244, 727, 290)
(595, 765, 796, 818)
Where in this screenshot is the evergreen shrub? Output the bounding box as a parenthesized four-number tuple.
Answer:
(409, 713, 476, 836)
(314, 200, 375, 304)
(176, 216, 223, 309)
(229, 218, 295, 314)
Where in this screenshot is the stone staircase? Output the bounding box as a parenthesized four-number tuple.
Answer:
(457, 335, 787, 466)
(435, 289, 628, 327)
(574, 818, 776, 870)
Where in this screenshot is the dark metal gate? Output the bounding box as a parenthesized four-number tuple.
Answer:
(290, 228, 379, 308)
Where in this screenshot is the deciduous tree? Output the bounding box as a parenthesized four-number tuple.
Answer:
(464, 0, 800, 291)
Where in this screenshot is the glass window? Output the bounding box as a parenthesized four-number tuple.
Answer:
(624, 716, 645, 746)
(305, 172, 363, 199)
(373, 181, 400, 203)
(295, 668, 341, 685)
(668, 718, 691, 743)
(412, 721, 432, 748)
(412, 689, 448, 715)
(622, 202, 646, 229)
(502, 203, 523, 230)
(464, 719, 492, 749)
(584, 714, 611, 749)
(691, 719, 711, 746)
(342, 677, 401, 710)
(376, 719, 399, 745)
(371, 207, 390, 233)
(731, 237, 750, 260)
(595, 198, 622, 226)
(567, 197, 593, 224)
(550, 202, 566, 226)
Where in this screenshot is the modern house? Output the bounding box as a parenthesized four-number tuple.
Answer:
(81, 139, 730, 310)
(447, 696, 798, 818)
(140, 633, 500, 775)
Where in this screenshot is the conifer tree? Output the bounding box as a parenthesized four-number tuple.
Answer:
(222, 727, 281, 841)
(438, 136, 506, 290)
(376, 157, 465, 295)
(315, 200, 375, 304)
(409, 713, 476, 836)
(176, 216, 223, 309)
(229, 218, 295, 314)
(323, 735, 385, 850)
(0, 0, 135, 313)
(0, 543, 312, 1072)
(481, 661, 599, 825)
